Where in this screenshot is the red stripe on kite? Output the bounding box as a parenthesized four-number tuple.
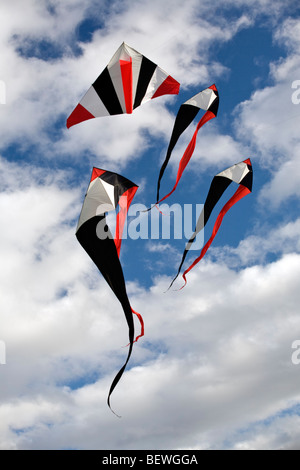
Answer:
(114, 185, 138, 257)
(120, 58, 133, 114)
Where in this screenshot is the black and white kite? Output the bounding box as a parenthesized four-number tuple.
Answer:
(155, 84, 219, 206)
(67, 42, 180, 128)
(169, 158, 253, 289)
(76, 167, 143, 415)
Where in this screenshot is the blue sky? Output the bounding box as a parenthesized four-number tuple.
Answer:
(1, 0, 300, 450)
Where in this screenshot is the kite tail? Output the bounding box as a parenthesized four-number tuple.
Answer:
(142, 203, 167, 214)
(107, 296, 136, 417)
(107, 339, 134, 418)
(180, 184, 251, 288)
(156, 110, 216, 205)
(131, 307, 144, 343)
(108, 305, 144, 416)
(167, 248, 189, 291)
(165, 272, 179, 292)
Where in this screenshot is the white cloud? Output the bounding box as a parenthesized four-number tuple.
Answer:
(232, 15, 300, 207)
(1, 231, 300, 449)
(211, 217, 300, 267)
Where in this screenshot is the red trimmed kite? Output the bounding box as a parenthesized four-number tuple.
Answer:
(169, 158, 253, 289)
(67, 42, 180, 128)
(156, 85, 219, 205)
(76, 168, 143, 415)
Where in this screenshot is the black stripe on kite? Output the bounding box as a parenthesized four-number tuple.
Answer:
(133, 56, 157, 110)
(93, 67, 123, 116)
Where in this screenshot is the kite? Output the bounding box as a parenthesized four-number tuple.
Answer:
(169, 158, 253, 289)
(154, 85, 219, 207)
(76, 167, 143, 415)
(67, 42, 180, 128)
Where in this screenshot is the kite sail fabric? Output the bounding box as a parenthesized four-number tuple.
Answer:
(67, 42, 180, 128)
(155, 84, 219, 206)
(76, 167, 143, 415)
(169, 158, 253, 289)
